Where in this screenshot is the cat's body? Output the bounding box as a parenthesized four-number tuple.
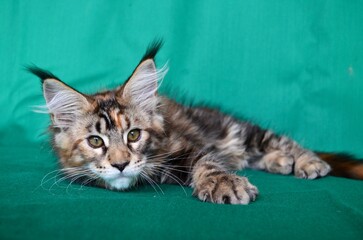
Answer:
(29, 41, 363, 204)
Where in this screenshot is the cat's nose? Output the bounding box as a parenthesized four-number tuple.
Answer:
(111, 162, 129, 172)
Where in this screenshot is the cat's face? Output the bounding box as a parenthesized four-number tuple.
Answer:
(41, 57, 168, 190)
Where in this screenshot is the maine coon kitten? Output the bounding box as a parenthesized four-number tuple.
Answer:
(29, 41, 363, 204)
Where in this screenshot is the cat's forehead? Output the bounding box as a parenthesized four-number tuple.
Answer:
(89, 91, 147, 132)
(92, 91, 121, 107)
(91, 94, 125, 130)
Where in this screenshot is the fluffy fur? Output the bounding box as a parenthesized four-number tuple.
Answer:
(28, 41, 363, 204)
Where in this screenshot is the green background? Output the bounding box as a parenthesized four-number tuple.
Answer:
(1, 0, 362, 239)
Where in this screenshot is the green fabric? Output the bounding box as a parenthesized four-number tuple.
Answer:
(1, 0, 363, 239)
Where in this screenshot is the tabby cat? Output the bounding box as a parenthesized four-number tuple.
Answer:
(28, 41, 363, 204)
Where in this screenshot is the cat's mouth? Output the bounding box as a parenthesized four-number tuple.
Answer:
(86, 161, 145, 190)
(88, 164, 141, 190)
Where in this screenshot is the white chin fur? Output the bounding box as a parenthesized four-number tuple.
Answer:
(106, 177, 135, 190)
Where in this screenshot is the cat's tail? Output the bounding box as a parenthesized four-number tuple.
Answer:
(316, 152, 363, 180)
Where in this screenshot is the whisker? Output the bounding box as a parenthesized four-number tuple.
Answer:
(140, 171, 164, 195)
(39, 169, 77, 190)
(146, 163, 192, 174)
(144, 164, 187, 196)
(53, 171, 83, 186)
(155, 169, 188, 196)
(66, 173, 96, 194)
(139, 172, 160, 195)
(145, 147, 190, 159)
(47, 169, 95, 193)
(36, 167, 82, 191)
(149, 151, 191, 160)
(78, 176, 98, 190)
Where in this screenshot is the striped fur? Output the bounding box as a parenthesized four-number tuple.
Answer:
(29, 42, 363, 204)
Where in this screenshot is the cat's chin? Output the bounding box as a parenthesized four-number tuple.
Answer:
(105, 176, 136, 190)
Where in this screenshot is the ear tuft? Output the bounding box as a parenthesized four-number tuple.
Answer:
(140, 39, 164, 62)
(26, 65, 60, 83)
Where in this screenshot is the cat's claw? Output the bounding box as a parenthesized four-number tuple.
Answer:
(193, 174, 258, 205)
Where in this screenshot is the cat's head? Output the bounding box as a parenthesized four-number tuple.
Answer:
(29, 41, 168, 190)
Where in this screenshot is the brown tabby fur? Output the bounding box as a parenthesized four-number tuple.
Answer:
(28, 41, 363, 204)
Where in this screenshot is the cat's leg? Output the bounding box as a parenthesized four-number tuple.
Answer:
(245, 128, 331, 179)
(191, 157, 258, 204)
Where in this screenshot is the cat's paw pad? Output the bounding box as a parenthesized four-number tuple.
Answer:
(193, 174, 258, 205)
(294, 156, 331, 179)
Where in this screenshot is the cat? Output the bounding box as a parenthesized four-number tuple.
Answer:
(28, 40, 363, 204)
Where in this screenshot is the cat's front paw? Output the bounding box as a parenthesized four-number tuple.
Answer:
(193, 174, 258, 204)
(294, 155, 331, 179)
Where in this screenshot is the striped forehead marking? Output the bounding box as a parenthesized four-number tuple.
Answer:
(111, 110, 122, 129)
(94, 96, 129, 132)
(99, 112, 111, 130)
(120, 114, 129, 130)
(95, 110, 130, 132)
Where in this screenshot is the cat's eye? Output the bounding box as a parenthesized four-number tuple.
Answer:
(127, 129, 141, 142)
(87, 135, 104, 148)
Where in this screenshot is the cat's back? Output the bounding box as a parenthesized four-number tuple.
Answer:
(158, 96, 239, 142)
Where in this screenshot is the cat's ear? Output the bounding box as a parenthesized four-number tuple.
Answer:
(42, 79, 94, 127)
(117, 40, 168, 111)
(27, 66, 93, 127)
(119, 58, 168, 111)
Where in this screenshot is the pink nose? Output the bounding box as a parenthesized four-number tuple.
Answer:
(111, 162, 129, 172)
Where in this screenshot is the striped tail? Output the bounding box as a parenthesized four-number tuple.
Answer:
(316, 152, 363, 180)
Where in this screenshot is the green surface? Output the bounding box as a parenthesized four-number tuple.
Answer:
(1, 1, 363, 239)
